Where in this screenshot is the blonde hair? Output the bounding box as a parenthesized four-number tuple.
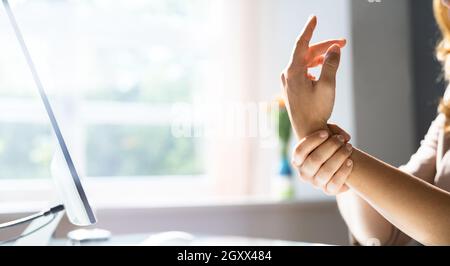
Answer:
(434, 0, 450, 130)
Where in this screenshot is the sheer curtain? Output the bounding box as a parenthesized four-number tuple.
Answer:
(201, 0, 279, 199)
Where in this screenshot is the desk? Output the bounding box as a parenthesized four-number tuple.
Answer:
(50, 233, 325, 246)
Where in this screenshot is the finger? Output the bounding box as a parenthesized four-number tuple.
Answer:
(318, 44, 341, 89)
(281, 72, 286, 87)
(306, 72, 317, 81)
(338, 184, 350, 194)
(314, 143, 353, 187)
(308, 39, 346, 62)
(326, 159, 353, 195)
(292, 130, 329, 167)
(307, 55, 325, 68)
(328, 124, 351, 142)
(298, 170, 313, 183)
(300, 134, 346, 178)
(290, 15, 317, 68)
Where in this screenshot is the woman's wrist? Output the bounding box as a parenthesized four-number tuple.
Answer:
(295, 121, 330, 139)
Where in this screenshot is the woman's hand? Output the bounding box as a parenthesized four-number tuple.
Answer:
(292, 124, 353, 195)
(281, 16, 344, 139)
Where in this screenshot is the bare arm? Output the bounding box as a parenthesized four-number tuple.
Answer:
(293, 127, 450, 245)
(294, 124, 431, 245)
(282, 16, 450, 246)
(336, 115, 441, 246)
(337, 190, 414, 245)
(343, 149, 450, 245)
(297, 126, 450, 245)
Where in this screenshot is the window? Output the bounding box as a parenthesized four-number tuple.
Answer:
(0, 0, 354, 209)
(0, 0, 209, 180)
(0, 0, 218, 208)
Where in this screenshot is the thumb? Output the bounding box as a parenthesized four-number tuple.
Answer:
(318, 44, 341, 89)
(328, 123, 351, 142)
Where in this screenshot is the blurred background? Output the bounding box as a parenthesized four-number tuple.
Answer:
(0, 0, 443, 245)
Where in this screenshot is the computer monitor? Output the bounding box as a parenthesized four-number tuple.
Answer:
(2, 0, 96, 226)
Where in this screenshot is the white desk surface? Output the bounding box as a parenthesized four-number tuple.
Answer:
(50, 233, 326, 246)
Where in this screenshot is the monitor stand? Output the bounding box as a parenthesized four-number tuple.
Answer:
(13, 210, 65, 246)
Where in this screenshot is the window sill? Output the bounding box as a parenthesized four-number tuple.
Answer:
(0, 177, 335, 215)
(0, 195, 335, 215)
(92, 197, 336, 214)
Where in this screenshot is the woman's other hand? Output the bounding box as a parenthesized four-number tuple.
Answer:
(292, 124, 353, 195)
(281, 16, 344, 139)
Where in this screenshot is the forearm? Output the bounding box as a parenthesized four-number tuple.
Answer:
(337, 190, 411, 245)
(300, 126, 408, 244)
(345, 148, 450, 245)
(322, 126, 393, 244)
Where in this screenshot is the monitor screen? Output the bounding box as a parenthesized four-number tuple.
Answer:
(2, 0, 96, 226)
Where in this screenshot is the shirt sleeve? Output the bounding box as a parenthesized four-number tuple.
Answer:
(398, 114, 444, 183)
